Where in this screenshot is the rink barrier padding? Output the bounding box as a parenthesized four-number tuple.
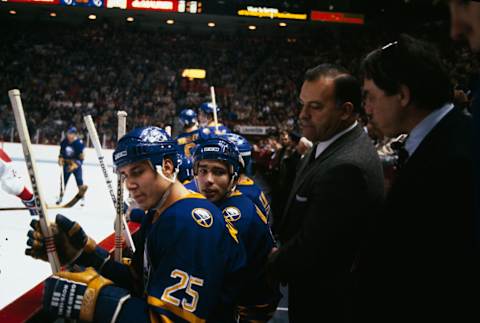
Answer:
(0, 221, 141, 323)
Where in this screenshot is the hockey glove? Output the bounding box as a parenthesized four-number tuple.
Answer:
(66, 160, 80, 173)
(43, 267, 130, 322)
(26, 214, 109, 269)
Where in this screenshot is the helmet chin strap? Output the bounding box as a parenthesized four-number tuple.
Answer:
(153, 164, 179, 211)
(156, 164, 178, 184)
(227, 173, 238, 193)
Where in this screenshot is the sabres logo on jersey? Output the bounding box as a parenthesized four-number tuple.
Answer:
(65, 146, 75, 157)
(222, 207, 241, 222)
(191, 208, 213, 228)
(140, 127, 169, 143)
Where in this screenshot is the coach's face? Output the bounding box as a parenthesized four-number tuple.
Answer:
(449, 0, 480, 52)
(362, 78, 405, 138)
(299, 77, 345, 143)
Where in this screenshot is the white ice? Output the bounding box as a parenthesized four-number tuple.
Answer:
(0, 142, 120, 310)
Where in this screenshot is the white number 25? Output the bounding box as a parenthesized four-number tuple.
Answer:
(161, 269, 204, 312)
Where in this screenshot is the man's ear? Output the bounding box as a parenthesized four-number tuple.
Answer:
(340, 101, 355, 120)
(398, 84, 411, 108)
(162, 158, 174, 176)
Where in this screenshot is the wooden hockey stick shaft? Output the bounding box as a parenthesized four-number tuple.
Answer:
(115, 111, 127, 261)
(59, 165, 64, 201)
(210, 86, 219, 134)
(84, 115, 117, 204)
(8, 89, 61, 272)
(83, 114, 135, 260)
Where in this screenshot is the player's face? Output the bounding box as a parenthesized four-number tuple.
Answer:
(196, 160, 232, 203)
(449, 0, 480, 52)
(362, 78, 404, 138)
(198, 111, 209, 126)
(66, 133, 75, 142)
(299, 77, 345, 143)
(120, 160, 164, 210)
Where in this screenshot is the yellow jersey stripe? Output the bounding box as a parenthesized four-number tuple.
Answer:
(148, 296, 206, 323)
(255, 205, 268, 224)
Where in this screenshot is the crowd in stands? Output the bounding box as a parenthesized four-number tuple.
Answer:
(0, 18, 477, 153)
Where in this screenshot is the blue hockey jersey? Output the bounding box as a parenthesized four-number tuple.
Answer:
(216, 191, 280, 321)
(236, 176, 272, 222)
(100, 192, 247, 322)
(59, 138, 85, 161)
(176, 129, 200, 158)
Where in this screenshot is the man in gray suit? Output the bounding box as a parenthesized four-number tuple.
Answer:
(267, 64, 384, 322)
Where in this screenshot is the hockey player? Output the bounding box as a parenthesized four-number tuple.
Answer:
(176, 108, 200, 158)
(185, 133, 272, 221)
(177, 153, 194, 184)
(0, 148, 35, 211)
(58, 126, 87, 205)
(198, 102, 230, 134)
(220, 133, 272, 221)
(25, 126, 246, 322)
(193, 137, 280, 322)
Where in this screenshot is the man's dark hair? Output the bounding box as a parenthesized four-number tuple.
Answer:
(304, 63, 362, 113)
(360, 34, 453, 110)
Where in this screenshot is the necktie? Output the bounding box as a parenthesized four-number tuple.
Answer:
(390, 139, 409, 170)
(307, 144, 317, 166)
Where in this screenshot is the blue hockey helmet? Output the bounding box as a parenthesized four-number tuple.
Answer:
(199, 102, 220, 115)
(67, 127, 77, 134)
(219, 133, 252, 172)
(177, 154, 194, 183)
(192, 136, 243, 179)
(179, 109, 198, 128)
(113, 126, 180, 171)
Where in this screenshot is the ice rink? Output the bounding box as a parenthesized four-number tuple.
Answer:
(0, 142, 119, 310)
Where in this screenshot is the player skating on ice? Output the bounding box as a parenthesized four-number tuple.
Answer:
(58, 126, 87, 206)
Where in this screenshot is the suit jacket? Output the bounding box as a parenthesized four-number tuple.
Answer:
(267, 125, 384, 323)
(360, 108, 479, 322)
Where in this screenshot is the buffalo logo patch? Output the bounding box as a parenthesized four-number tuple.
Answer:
(222, 207, 241, 222)
(192, 208, 213, 228)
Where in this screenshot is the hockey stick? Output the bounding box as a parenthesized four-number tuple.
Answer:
(115, 111, 128, 261)
(8, 89, 61, 272)
(84, 114, 134, 259)
(49, 185, 88, 209)
(165, 125, 172, 136)
(210, 86, 219, 134)
(0, 187, 88, 211)
(57, 166, 64, 204)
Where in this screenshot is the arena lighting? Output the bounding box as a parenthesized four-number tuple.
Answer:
(207, 22, 215, 27)
(279, 22, 287, 27)
(182, 69, 206, 79)
(88, 14, 97, 20)
(9, 10, 17, 15)
(248, 25, 256, 30)
(126, 16, 134, 22)
(166, 19, 175, 24)
(49, 12, 57, 17)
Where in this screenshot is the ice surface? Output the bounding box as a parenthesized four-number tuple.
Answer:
(0, 142, 119, 310)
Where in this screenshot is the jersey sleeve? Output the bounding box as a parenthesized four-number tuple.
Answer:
(235, 198, 280, 320)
